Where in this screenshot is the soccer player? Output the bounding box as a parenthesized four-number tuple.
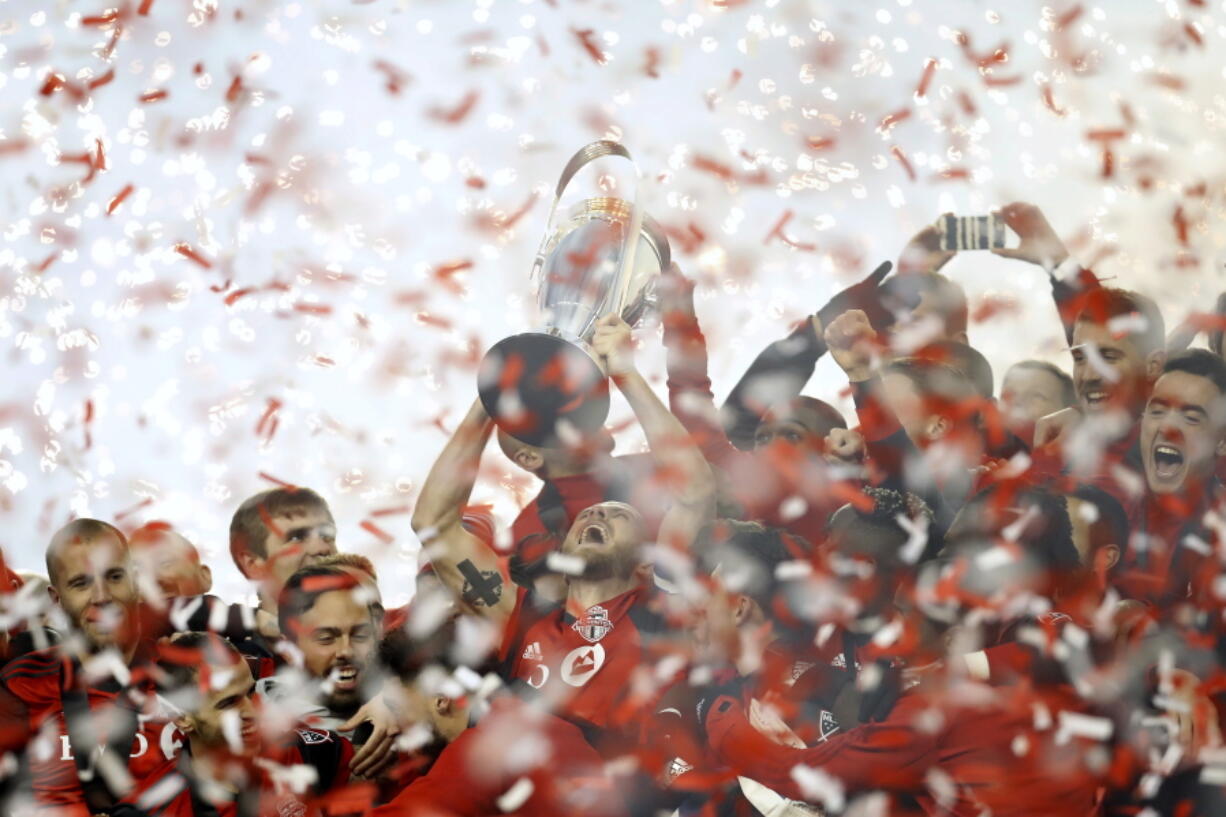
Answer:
(0, 520, 191, 816)
(129, 521, 213, 605)
(158, 631, 353, 817)
(412, 313, 716, 756)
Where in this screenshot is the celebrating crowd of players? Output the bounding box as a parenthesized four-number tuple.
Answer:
(3, 201, 1226, 816)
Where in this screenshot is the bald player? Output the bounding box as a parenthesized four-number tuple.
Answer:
(130, 521, 213, 607)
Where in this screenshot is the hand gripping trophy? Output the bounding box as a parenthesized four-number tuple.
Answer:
(477, 141, 670, 447)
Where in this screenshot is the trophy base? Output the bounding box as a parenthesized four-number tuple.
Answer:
(477, 332, 610, 448)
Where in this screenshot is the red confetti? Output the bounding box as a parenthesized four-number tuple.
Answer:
(223, 287, 256, 306)
(139, 89, 169, 103)
(371, 505, 412, 517)
(692, 155, 736, 182)
(428, 90, 480, 124)
(82, 399, 94, 450)
(571, 28, 608, 64)
(115, 497, 154, 522)
(174, 243, 212, 268)
(1086, 128, 1127, 142)
(293, 303, 333, 316)
(433, 260, 474, 295)
(643, 47, 661, 78)
(258, 472, 297, 489)
(138, 0, 155, 14)
(890, 146, 916, 182)
(983, 74, 1022, 87)
(916, 58, 937, 97)
(1173, 205, 1190, 245)
(225, 76, 243, 104)
(1055, 4, 1083, 31)
(1040, 84, 1067, 116)
(764, 210, 817, 252)
(360, 520, 395, 545)
(255, 398, 282, 443)
(805, 136, 836, 151)
(932, 167, 971, 181)
(372, 59, 411, 95)
(106, 184, 134, 215)
(313, 356, 335, 367)
(878, 108, 911, 134)
(80, 10, 120, 26)
(34, 253, 57, 273)
(1184, 23, 1204, 47)
(39, 73, 66, 97)
(0, 138, 30, 157)
(88, 69, 115, 89)
(957, 90, 977, 115)
(416, 313, 453, 330)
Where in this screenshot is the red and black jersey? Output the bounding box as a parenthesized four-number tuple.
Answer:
(499, 585, 674, 757)
(204, 726, 354, 817)
(0, 647, 192, 817)
(369, 696, 625, 817)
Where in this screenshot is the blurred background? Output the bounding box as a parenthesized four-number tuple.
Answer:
(1, 0, 1223, 605)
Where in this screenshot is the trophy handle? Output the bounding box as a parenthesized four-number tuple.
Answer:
(531, 140, 645, 317)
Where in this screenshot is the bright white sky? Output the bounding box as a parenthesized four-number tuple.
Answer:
(1, 0, 1224, 605)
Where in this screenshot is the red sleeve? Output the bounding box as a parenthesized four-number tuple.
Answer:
(982, 642, 1036, 684)
(704, 694, 935, 800)
(662, 311, 746, 471)
(370, 728, 489, 817)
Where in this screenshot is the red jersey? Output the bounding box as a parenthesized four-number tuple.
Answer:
(500, 585, 672, 756)
(702, 685, 1103, 817)
(206, 726, 355, 817)
(370, 697, 625, 817)
(0, 648, 191, 817)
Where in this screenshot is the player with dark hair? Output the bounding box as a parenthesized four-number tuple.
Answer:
(412, 313, 716, 769)
(129, 521, 213, 607)
(1123, 349, 1226, 603)
(366, 623, 626, 817)
(157, 631, 353, 817)
(229, 487, 338, 617)
(659, 266, 859, 549)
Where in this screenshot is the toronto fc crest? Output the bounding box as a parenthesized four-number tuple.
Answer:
(572, 605, 614, 643)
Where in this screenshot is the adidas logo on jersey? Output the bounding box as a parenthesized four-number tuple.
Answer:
(522, 642, 543, 662)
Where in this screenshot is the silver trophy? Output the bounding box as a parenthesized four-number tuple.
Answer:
(478, 141, 670, 447)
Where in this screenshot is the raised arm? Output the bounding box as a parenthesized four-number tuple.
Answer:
(994, 202, 1101, 345)
(592, 314, 717, 551)
(720, 262, 894, 450)
(411, 399, 515, 629)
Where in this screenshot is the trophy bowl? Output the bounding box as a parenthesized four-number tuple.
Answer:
(477, 143, 670, 448)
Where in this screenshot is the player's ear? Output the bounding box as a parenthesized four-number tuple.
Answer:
(925, 415, 950, 441)
(47, 584, 59, 606)
(199, 565, 213, 594)
(1145, 350, 1166, 380)
(433, 696, 453, 716)
(173, 713, 196, 735)
(237, 550, 266, 582)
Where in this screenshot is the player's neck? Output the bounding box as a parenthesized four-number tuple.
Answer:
(565, 576, 639, 614)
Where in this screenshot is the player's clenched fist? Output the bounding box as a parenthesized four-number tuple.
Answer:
(824, 309, 880, 383)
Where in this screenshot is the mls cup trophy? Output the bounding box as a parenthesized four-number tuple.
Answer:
(477, 141, 670, 447)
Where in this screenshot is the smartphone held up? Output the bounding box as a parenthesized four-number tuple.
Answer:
(938, 214, 1011, 251)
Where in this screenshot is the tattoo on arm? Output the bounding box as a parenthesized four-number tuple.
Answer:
(457, 559, 503, 607)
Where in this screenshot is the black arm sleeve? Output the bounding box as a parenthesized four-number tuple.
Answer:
(720, 319, 826, 450)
